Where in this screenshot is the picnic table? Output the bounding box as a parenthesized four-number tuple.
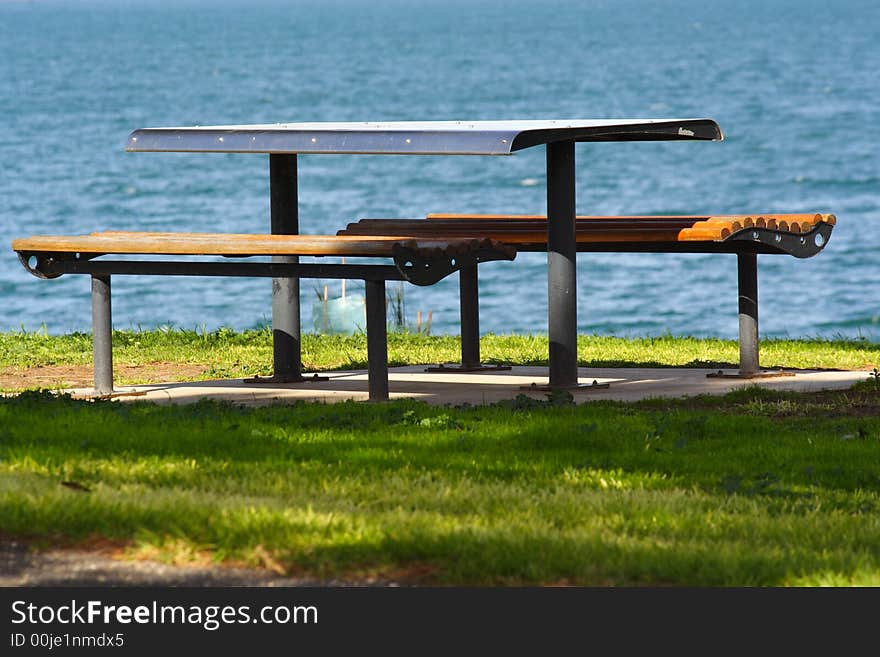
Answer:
(124, 119, 725, 389)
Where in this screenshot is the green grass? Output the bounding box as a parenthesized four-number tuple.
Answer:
(0, 327, 877, 388)
(2, 383, 880, 585)
(2, 328, 878, 584)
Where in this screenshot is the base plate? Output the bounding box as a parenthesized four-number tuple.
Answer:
(520, 380, 610, 391)
(425, 363, 512, 373)
(73, 389, 148, 401)
(244, 372, 330, 384)
(706, 369, 795, 379)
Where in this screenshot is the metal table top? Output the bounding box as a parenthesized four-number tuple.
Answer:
(126, 118, 723, 156)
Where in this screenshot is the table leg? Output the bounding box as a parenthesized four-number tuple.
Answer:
(91, 274, 113, 395)
(547, 141, 580, 387)
(247, 153, 326, 383)
(524, 141, 607, 392)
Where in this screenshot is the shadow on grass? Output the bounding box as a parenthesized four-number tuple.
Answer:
(4, 389, 880, 585)
(3, 389, 880, 498)
(3, 488, 877, 586)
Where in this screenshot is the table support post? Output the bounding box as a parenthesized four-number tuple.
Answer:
(91, 274, 113, 395)
(270, 153, 302, 381)
(737, 252, 760, 375)
(365, 279, 389, 401)
(546, 141, 579, 388)
(248, 154, 327, 384)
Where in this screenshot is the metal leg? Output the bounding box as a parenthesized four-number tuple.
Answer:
(524, 142, 607, 392)
(271, 273, 303, 379)
(247, 153, 326, 384)
(270, 153, 302, 381)
(708, 253, 791, 379)
(365, 279, 389, 401)
(547, 141, 579, 387)
(460, 265, 480, 367)
(425, 265, 510, 373)
(91, 274, 113, 395)
(737, 252, 760, 375)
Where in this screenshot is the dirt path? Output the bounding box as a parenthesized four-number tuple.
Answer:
(0, 539, 341, 587)
(0, 363, 208, 391)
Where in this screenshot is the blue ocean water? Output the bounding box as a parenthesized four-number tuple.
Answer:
(1, 0, 878, 339)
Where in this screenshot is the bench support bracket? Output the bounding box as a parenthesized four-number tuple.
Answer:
(391, 242, 515, 287)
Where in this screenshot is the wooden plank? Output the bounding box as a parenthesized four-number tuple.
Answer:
(701, 213, 834, 226)
(427, 213, 710, 221)
(12, 232, 501, 258)
(343, 219, 704, 233)
(678, 214, 834, 241)
(346, 228, 688, 243)
(427, 212, 835, 225)
(349, 214, 835, 245)
(13, 212, 835, 260)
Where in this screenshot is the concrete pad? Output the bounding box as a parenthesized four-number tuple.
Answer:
(68, 366, 871, 406)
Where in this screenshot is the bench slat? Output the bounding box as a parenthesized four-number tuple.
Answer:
(342, 226, 687, 243)
(426, 212, 835, 226)
(679, 214, 833, 240)
(12, 232, 504, 258)
(342, 219, 704, 235)
(340, 213, 835, 244)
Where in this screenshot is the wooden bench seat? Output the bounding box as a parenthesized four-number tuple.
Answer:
(12, 231, 516, 400)
(13, 231, 516, 287)
(337, 213, 836, 376)
(339, 213, 835, 257)
(13, 231, 512, 258)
